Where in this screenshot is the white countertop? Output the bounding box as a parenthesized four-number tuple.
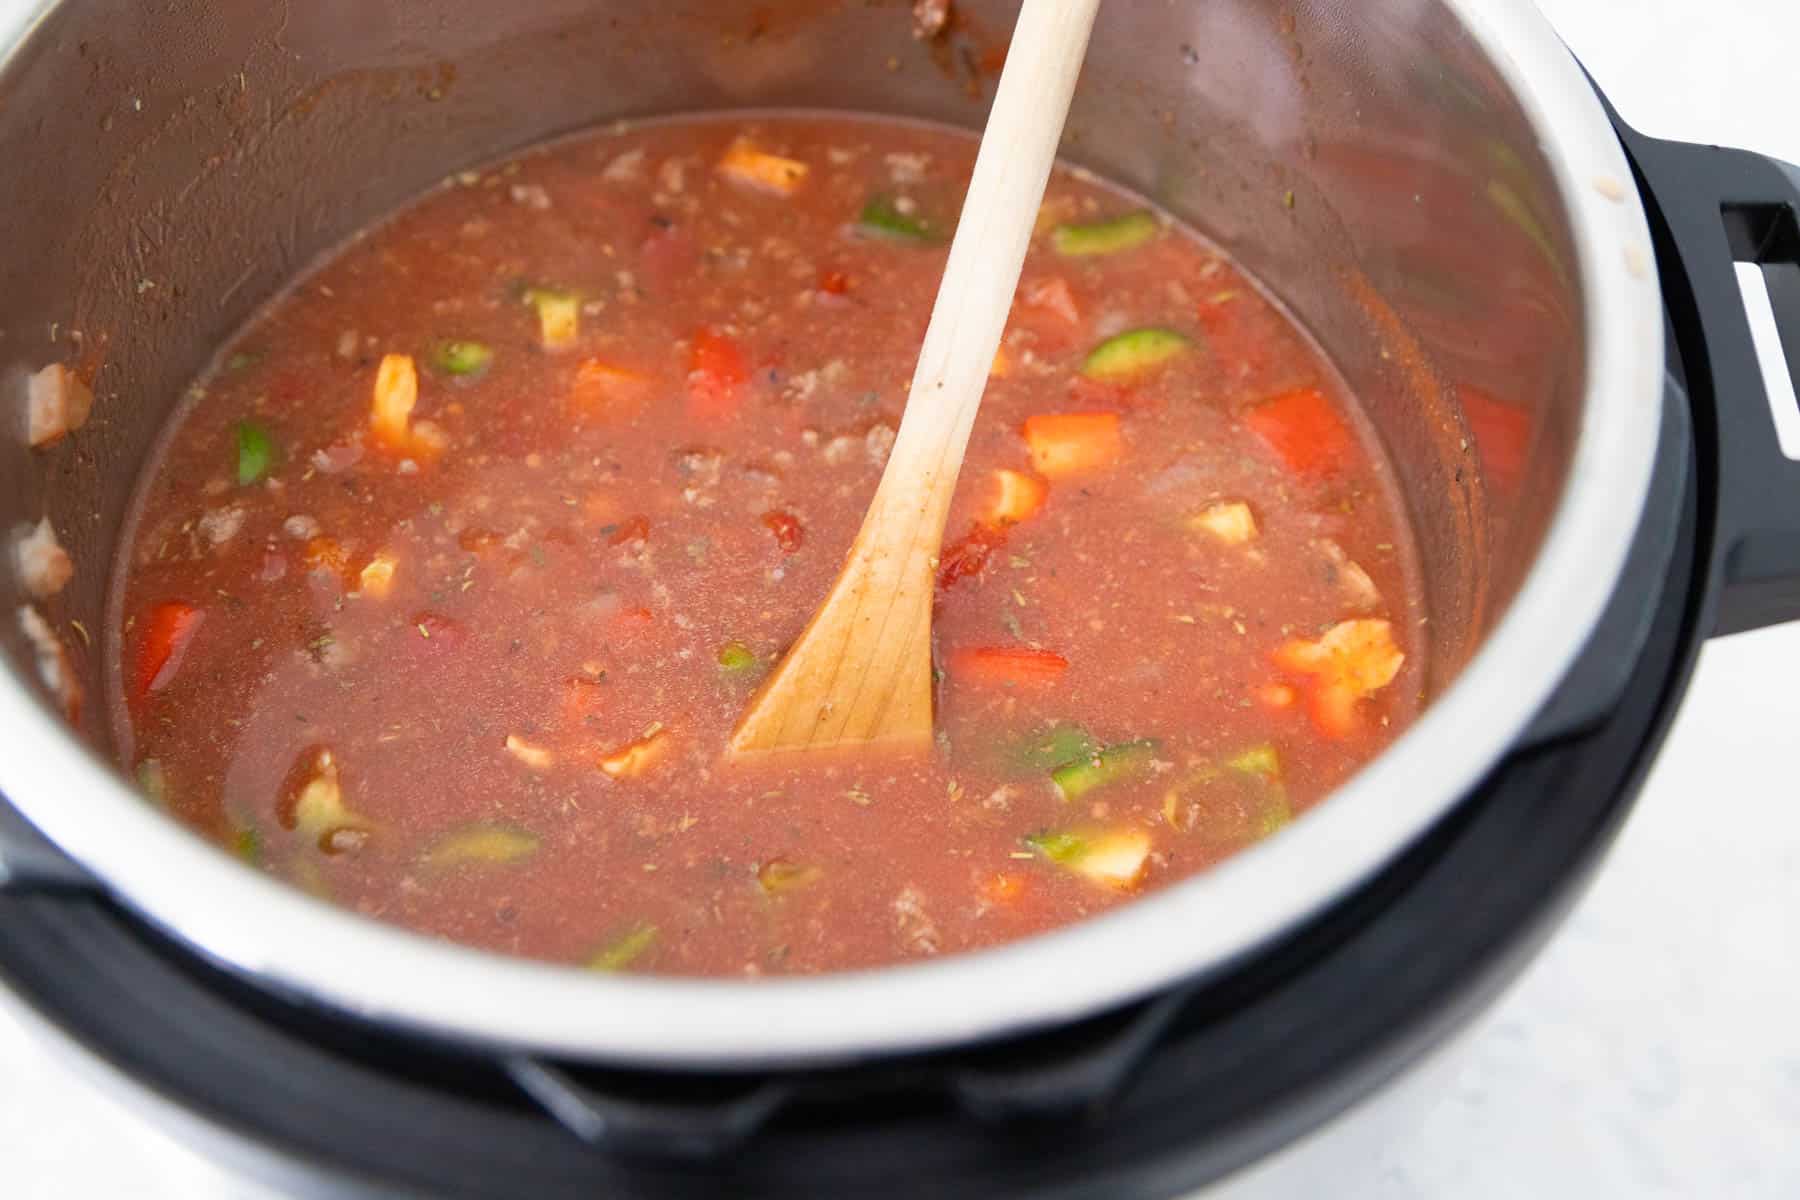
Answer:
(4, 2, 1798, 1196)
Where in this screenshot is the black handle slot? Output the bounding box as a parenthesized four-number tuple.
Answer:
(1616, 122, 1800, 637)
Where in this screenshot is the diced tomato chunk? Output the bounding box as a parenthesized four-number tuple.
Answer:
(1244, 387, 1356, 479)
(1022, 412, 1123, 478)
(608, 515, 650, 547)
(762, 510, 804, 553)
(570, 359, 649, 418)
(938, 523, 1008, 591)
(819, 269, 851, 296)
(1022, 276, 1081, 326)
(302, 537, 350, 580)
(134, 602, 204, 699)
(687, 328, 749, 422)
(1459, 385, 1531, 494)
(948, 645, 1069, 687)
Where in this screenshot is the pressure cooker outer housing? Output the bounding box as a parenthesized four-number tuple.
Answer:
(0, 0, 1669, 1065)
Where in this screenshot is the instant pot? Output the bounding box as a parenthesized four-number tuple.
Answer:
(2, 1, 1797, 1194)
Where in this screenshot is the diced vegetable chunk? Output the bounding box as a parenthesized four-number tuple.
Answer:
(762, 509, 804, 552)
(524, 288, 580, 350)
(718, 139, 809, 195)
(1051, 210, 1159, 257)
(16, 604, 80, 722)
(1081, 328, 1192, 380)
(757, 858, 823, 895)
(302, 537, 350, 581)
(985, 469, 1047, 526)
(608, 515, 651, 547)
(422, 824, 541, 871)
(1051, 739, 1159, 802)
(358, 552, 398, 598)
(135, 759, 168, 806)
(1227, 742, 1281, 780)
(285, 748, 372, 854)
(948, 646, 1069, 687)
(369, 354, 445, 460)
(856, 194, 934, 241)
(1273, 619, 1405, 737)
(27, 362, 93, 448)
(1026, 826, 1152, 890)
(370, 353, 418, 447)
(134, 601, 204, 699)
(587, 922, 658, 972)
(1244, 387, 1356, 478)
(429, 339, 494, 378)
(14, 517, 73, 599)
(937, 523, 1008, 591)
(235, 421, 276, 485)
(1313, 539, 1380, 612)
(232, 826, 264, 866)
(1009, 723, 1098, 773)
(504, 733, 554, 770)
(1022, 412, 1122, 478)
(599, 729, 670, 778)
(1163, 747, 1291, 842)
(1021, 276, 1081, 326)
(1254, 682, 1297, 711)
(687, 328, 749, 421)
(717, 641, 761, 677)
(1187, 501, 1257, 545)
(570, 359, 648, 417)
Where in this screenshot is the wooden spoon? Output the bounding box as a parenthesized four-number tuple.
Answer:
(729, 0, 1103, 758)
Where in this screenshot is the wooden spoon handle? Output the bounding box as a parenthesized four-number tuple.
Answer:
(876, 0, 1104, 525)
(728, 0, 1101, 756)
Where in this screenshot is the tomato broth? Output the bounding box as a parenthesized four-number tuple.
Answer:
(111, 114, 1424, 976)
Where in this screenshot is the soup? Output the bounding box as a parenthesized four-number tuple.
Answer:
(109, 114, 1424, 976)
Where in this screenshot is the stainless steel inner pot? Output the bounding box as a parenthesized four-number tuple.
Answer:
(0, 0, 1663, 1066)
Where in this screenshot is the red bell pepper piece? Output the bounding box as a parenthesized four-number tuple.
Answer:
(1244, 387, 1356, 479)
(1022, 411, 1123, 478)
(947, 646, 1070, 687)
(134, 602, 204, 699)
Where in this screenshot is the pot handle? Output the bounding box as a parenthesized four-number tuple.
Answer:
(1615, 121, 1800, 636)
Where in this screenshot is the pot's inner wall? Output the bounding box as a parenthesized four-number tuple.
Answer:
(0, 0, 1578, 759)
